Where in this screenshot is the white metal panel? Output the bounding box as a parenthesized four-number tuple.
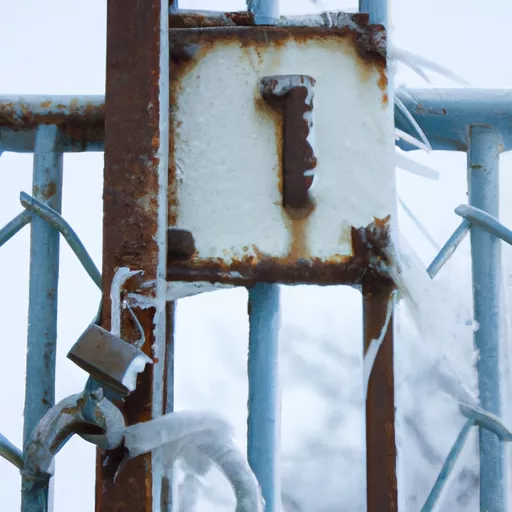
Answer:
(170, 28, 395, 268)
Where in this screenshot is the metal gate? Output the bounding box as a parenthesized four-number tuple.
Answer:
(1, 0, 511, 511)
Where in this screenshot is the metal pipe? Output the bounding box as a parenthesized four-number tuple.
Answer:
(22, 124, 63, 512)
(247, 284, 281, 512)
(358, 0, 388, 26)
(467, 125, 507, 511)
(20, 192, 102, 288)
(0, 210, 31, 248)
(247, 0, 279, 25)
(0, 126, 104, 153)
(421, 419, 474, 512)
(0, 95, 104, 126)
(455, 204, 512, 247)
(0, 432, 24, 470)
(427, 219, 471, 279)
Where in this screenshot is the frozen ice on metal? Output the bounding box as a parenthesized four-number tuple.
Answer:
(395, 152, 439, 180)
(123, 411, 264, 512)
(260, 74, 316, 210)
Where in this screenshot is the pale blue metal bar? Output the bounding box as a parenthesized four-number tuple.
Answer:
(0, 210, 31, 247)
(247, 283, 281, 512)
(0, 432, 24, 470)
(393, 89, 512, 509)
(427, 219, 471, 278)
(21, 125, 63, 512)
(395, 88, 512, 153)
(20, 192, 102, 289)
(422, 403, 512, 511)
(359, 0, 388, 25)
(456, 204, 512, 246)
(246, 2, 281, 510)
(467, 125, 506, 511)
(421, 419, 473, 512)
(247, 0, 280, 25)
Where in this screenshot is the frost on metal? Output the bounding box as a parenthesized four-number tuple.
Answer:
(123, 411, 264, 511)
(168, 24, 396, 286)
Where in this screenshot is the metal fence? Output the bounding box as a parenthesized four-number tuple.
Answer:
(0, 0, 511, 511)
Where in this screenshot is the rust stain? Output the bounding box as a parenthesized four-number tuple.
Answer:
(167, 215, 393, 286)
(260, 75, 317, 211)
(169, 11, 254, 29)
(97, 0, 163, 509)
(363, 278, 397, 512)
(169, 24, 387, 76)
(0, 99, 105, 127)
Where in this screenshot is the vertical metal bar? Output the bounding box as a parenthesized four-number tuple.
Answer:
(21, 124, 63, 512)
(161, 301, 176, 512)
(97, 0, 168, 510)
(359, 0, 388, 25)
(245, 1, 281, 510)
(247, 283, 281, 512)
(247, 0, 280, 25)
(363, 279, 397, 512)
(467, 125, 506, 511)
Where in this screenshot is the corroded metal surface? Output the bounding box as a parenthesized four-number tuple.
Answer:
(260, 74, 316, 210)
(0, 96, 104, 125)
(0, 96, 105, 153)
(167, 217, 394, 285)
(363, 279, 397, 512)
(168, 23, 393, 286)
(97, 0, 165, 510)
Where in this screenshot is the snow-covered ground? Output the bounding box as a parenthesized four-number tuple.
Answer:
(2, 1, 512, 511)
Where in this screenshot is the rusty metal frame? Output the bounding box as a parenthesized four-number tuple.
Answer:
(0, 1, 399, 511)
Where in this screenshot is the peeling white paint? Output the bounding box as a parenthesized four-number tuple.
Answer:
(172, 36, 396, 264)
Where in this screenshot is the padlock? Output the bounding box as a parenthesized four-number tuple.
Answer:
(67, 323, 153, 397)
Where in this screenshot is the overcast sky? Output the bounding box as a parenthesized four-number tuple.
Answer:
(1, 1, 512, 511)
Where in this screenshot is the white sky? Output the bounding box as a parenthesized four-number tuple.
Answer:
(1, 1, 512, 511)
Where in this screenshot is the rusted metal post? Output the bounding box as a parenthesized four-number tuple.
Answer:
(96, 0, 170, 510)
(22, 124, 63, 512)
(363, 278, 397, 512)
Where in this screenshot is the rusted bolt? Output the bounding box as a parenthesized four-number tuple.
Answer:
(260, 74, 317, 210)
(168, 228, 196, 261)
